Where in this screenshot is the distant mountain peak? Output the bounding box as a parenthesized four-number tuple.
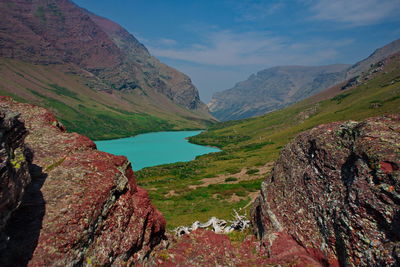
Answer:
(209, 64, 350, 121)
(209, 38, 400, 122)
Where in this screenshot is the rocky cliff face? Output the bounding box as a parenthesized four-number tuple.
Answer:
(251, 115, 400, 266)
(0, 97, 166, 266)
(88, 12, 207, 112)
(0, 108, 31, 251)
(208, 64, 349, 121)
(0, 0, 211, 121)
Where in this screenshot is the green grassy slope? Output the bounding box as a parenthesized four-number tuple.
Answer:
(137, 53, 400, 229)
(0, 58, 216, 140)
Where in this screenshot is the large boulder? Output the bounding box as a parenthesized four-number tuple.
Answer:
(251, 114, 400, 266)
(0, 97, 166, 266)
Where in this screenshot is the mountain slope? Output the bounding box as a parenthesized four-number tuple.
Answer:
(208, 64, 349, 121)
(0, 0, 216, 139)
(209, 39, 400, 121)
(346, 38, 400, 79)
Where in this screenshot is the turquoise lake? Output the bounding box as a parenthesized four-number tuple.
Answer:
(95, 131, 220, 171)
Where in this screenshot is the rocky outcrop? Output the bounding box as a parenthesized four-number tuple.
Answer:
(0, 97, 166, 266)
(251, 115, 400, 266)
(0, 108, 31, 250)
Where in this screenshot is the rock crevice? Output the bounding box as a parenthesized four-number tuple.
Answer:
(0, 97, 166, 266)
(251, 114, 400, 266)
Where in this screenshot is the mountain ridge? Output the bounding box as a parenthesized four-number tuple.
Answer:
(208, 63, 350, 121)
(209, 38, 400, 121)
(0, 0, 216, 139)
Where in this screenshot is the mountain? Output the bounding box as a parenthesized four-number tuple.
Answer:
(209, 38, 400, 121)
(346, 38, 400, 79)
(0, 0, 216, 139)
(208, 64, 350, 121)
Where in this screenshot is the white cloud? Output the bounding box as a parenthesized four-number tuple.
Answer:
(305, 0, 400, 26)
(146, 30, 353, 67)
(233, 1, 286, 22)
(158, 38, 178, 46)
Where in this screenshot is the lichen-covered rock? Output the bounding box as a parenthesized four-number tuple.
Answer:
(251, 114, 400, 266)
(0, 106, 31, 250)
(0, 97, 166, 266)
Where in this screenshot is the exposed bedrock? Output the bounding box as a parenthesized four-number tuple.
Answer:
(0, 96, 166, 266)
(251, 114, 400, 266)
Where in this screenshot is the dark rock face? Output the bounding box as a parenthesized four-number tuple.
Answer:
(208, 64, 350, 121)
(0, 97, 166, 266)
(0, 0, 208, 112)
(251, 115, 400, 266)
(0, 107, 31, 250)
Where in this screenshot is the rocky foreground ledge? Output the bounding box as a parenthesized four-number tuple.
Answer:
(0, 97, 165, 266)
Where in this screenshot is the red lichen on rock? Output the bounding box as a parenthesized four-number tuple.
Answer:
(0, 97, 166, 266)
(151, 229, 327, 266)
(251, 114, 400, 266)
(380, 161, 399, 174)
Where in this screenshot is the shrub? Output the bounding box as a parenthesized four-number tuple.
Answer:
(225, 177, 238, 182)
(226, 167, 241, 174)
(246, 169, 259, 175)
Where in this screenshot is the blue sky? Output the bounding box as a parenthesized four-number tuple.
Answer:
(74, 0, 400, 102)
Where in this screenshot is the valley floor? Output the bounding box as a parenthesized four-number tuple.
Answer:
(137, 52, 400, 229)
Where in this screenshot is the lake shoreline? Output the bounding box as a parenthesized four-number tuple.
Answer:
(95, 130, 220, 171)
(92, 128, 207, 141)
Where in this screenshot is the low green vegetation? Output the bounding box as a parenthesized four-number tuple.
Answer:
(27, 88, 174, 140)
(137, 161, 262, 228)
(137, 56, 400, 229)
(246, 169, 259, 175)
(48, 83, 80, 100)
(0, 58, 216, 140)
(225, 177, 238, 182)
